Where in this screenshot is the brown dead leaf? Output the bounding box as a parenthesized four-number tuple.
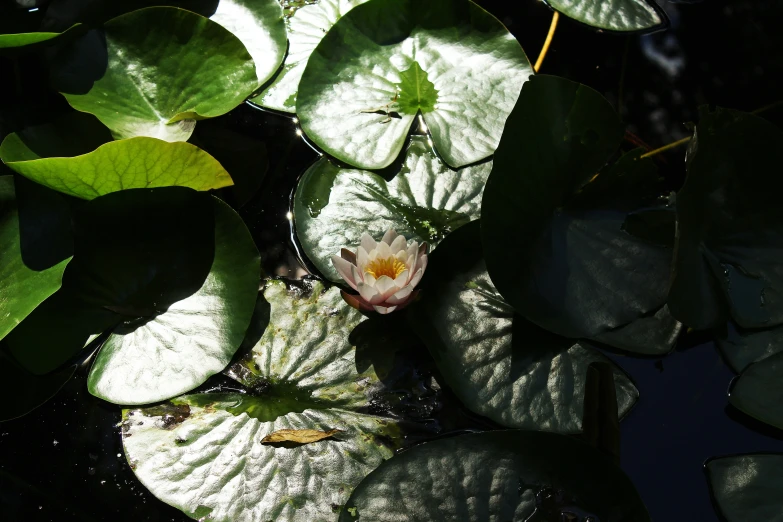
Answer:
(261, 428, 342, 445)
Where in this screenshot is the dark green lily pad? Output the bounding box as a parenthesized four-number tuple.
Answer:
(340, 430, 651, 521)
(87, 194, 260, 404)
(544, 0, 666, 32)
(297, 0, 532, 169)
(1, 117, 234, 199)
(718, 322, 783, 373)
(706, 454, 783, 522)
(729, 352, 783, 430)
(53, 7, 259, 141)
(251, 0, 371, 112)
(294, 136, 490, 281)
(481, 74, 674, 340)
(0, 176, 70, 341)
(669, 107, 783, 331)
(410, 221, 639, 432)
(122, 280, 434, 521)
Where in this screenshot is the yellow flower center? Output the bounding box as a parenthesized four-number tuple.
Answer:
(365, 257, 406, 280)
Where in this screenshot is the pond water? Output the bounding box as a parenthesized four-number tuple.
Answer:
(1, 0, 782, 521)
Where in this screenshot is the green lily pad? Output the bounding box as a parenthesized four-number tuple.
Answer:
(410, 222, 639, 432)
(122, 279, 434, 521)
(544, 0, 666, 32)
(297, 0, 532, 169)
(340, 430, 651, 521)
(251, 0, 371, 112)
(0, 25, 80, 50)
(53, 6, 259, 141)
(706, 454, 783, 522)
(669, 107, 783, 331)
(1, 120, 234, 199)
(44, 0, 286, 86)
(0, 176, 70, 341)
(87, 194, 260, 404)
(718, 322, 783, 373)
(729, 352, 783, 430)
(481, 74, 674, 339)
(294, 136, 490, 281)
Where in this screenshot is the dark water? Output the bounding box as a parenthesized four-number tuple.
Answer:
(1, 0, 783, 521)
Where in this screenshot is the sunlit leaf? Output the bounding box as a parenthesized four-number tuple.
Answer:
(297, 0, 532, 169)
(544, 0, 666, 32)
(294, 136, 490, 281)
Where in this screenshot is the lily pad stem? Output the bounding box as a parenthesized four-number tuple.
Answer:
(639, 136, 691, 159)
(534, 11, 560, 73)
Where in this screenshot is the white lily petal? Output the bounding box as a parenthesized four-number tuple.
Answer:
(373, 304, 397, 314)
(389, 234, 407, 254)
(409, 268, 424, 289)
(361, 233, 376, 253)
(394, 270, 409, 287)
(363, 272, 377, 286)
(351, 264, 364, 285)
(385, 284, 413, 305)
(417, 254, 428, 276)
(382, 229, 397, 246)
(407, 241, 419, 259)
(358, 282, 380, 304)
(418, 242, 428, 258)
(406, 254, 416, 273)
(395, 249, 408, 263)
(357, 246, 370, 269)
(331, 255, 359, 291)
(374, 275, 397, 300)
(376, 241, 391, 259)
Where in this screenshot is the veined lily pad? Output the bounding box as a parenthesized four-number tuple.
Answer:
(251, 0, 371, 113)
(297, 0, 532, 169)
(340, 430, 651, 521)
(729, 352, 783, 430)
(0, 176, 70, 341)
(481, 74, 675, 340)
(410, 222, 639, 432)
(42, 0, 286, 86)
(123, 280, 434, 521)
(1, 119, 233, 199)
(53, 7, 259, 142)
(87, 194, 260, 404)
(669, 107, 783, 331)
(544, 0, 666, 33)
(294, 136, 490, 281)
(706, 454, 783, 522)
(717, 322, 783, 373)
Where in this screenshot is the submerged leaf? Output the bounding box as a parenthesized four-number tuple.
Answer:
(294, 136, 490, 281)
(298, 0, 532, 168)
(261, 428, 342, 444)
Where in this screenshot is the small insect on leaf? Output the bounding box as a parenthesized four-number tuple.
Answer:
(261, 428, 342, 445)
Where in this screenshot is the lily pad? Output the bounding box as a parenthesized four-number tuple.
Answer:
(544, 0, 666, 33)
(87, 194, 260, 404)
(481, 74, 674, 339)
(669, 107, 783, 331)
(706, 454, 783, 522)
(340, 430, 651, 521)
(0, 176, 70, 341)
(297, 0, 532, 169)
(1, 122, 234, 199)
(294, 136, 490, 281)
(410, 221, 639, 432)
(251, 0, 371, 112)
(0, 25, 79, 50)
(122, 279, 434, 521)
(729, 352, 783, 430)
(53, 7, 259, 141)
(717, 322, 783, 373)
(43, 0, 286, 86)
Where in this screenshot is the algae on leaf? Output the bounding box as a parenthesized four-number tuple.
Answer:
(123, 280, 435, 521)
(297, 0, 532, 169)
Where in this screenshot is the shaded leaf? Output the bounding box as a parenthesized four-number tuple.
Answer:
(294, 136, 490, 281)
(298, 0, 532, 168)
(409, 221, 639, 432)
(717, 321, 783, 373)
(669, 107, 783, 330)
(341, 430, 651, 521)
(706, 454, 783, 522)
(481, 75, 674, 340)
(729, 352, 783, 430)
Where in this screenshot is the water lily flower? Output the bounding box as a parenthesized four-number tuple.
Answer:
(331, 230, 428, 314)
